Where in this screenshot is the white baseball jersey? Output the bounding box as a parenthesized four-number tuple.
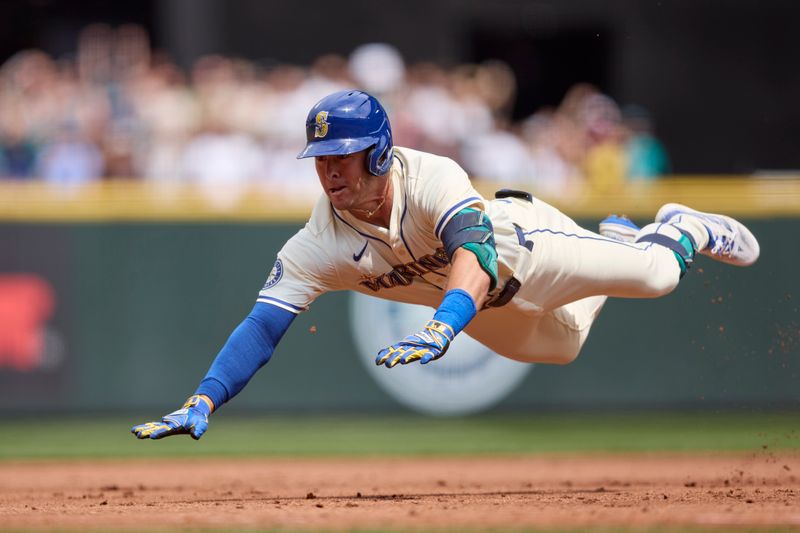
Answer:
(258, 146, 681, 364)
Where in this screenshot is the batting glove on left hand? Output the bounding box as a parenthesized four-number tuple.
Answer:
(131, 395, 213, 440)
(376, 319, 455, 368)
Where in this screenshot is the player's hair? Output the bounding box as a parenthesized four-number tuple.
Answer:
(296, 90, 394, 176)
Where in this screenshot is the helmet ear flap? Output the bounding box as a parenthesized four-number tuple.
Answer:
(367, 145, 392, 176)
(366, 130, 393, 176)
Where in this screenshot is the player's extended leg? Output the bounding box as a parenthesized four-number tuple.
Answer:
(472, 200, 760, 364)
(511, 199, 684, 313)
(513, 199, 759, 312)
(467, 200, 676, 364)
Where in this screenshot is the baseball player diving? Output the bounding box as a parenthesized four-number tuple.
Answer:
(132, 90, 760, 440)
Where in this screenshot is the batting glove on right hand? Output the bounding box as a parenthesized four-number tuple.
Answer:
(131, 395, 213, 440)
(375, 319, 455, 368)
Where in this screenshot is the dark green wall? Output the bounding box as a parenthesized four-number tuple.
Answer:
(1, 220, 797, 413)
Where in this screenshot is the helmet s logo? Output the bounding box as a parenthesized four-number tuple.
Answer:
(314, 111, 329, 138)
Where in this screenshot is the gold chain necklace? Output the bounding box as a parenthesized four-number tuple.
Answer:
(353, 179, 390, 219)
(356, 196, 386, 219)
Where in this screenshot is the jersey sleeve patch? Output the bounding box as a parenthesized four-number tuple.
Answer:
(256, 226, 340, 314)
(261, 259, 284, 290)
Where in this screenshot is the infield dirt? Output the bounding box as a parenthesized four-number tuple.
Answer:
(2, 453, 799, 530)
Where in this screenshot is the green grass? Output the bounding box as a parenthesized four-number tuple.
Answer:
(0, 412, 798, 460)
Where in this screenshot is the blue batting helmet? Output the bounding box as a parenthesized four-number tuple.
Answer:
(297, 90, 394, 176)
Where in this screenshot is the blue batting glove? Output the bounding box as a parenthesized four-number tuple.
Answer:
(131, 395, 213, 440)
(376, 319, 455, 368)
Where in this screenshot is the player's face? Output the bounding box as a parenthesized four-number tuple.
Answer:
(315, 151, 377, 211)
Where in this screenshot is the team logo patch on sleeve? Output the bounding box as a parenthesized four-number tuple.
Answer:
(262, 259, 284, 290)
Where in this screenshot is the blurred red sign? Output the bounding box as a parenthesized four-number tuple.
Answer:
(0, 274, 55, 371)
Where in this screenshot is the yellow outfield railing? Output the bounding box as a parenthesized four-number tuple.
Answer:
(0, 175, 798, 222)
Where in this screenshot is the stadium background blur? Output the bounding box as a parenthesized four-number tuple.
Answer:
(0, 0, 798, 422)
(2, 1, 799, 193)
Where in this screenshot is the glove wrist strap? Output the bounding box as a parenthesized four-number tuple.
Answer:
(184, 394, 214, 415)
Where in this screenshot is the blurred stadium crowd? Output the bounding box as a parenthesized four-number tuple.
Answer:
(0, 24, 669, 201)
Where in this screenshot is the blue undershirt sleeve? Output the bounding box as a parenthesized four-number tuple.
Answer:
(195, 302, 295, 409)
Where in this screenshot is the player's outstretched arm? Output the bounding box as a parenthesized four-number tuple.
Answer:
(131, 302, 296, 440)
(377, 207, 496, 368)
(132, 394, 214, 440)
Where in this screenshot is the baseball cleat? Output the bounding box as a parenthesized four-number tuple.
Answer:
(599, 214, 640, 242)
(656, 203, 760, 266)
